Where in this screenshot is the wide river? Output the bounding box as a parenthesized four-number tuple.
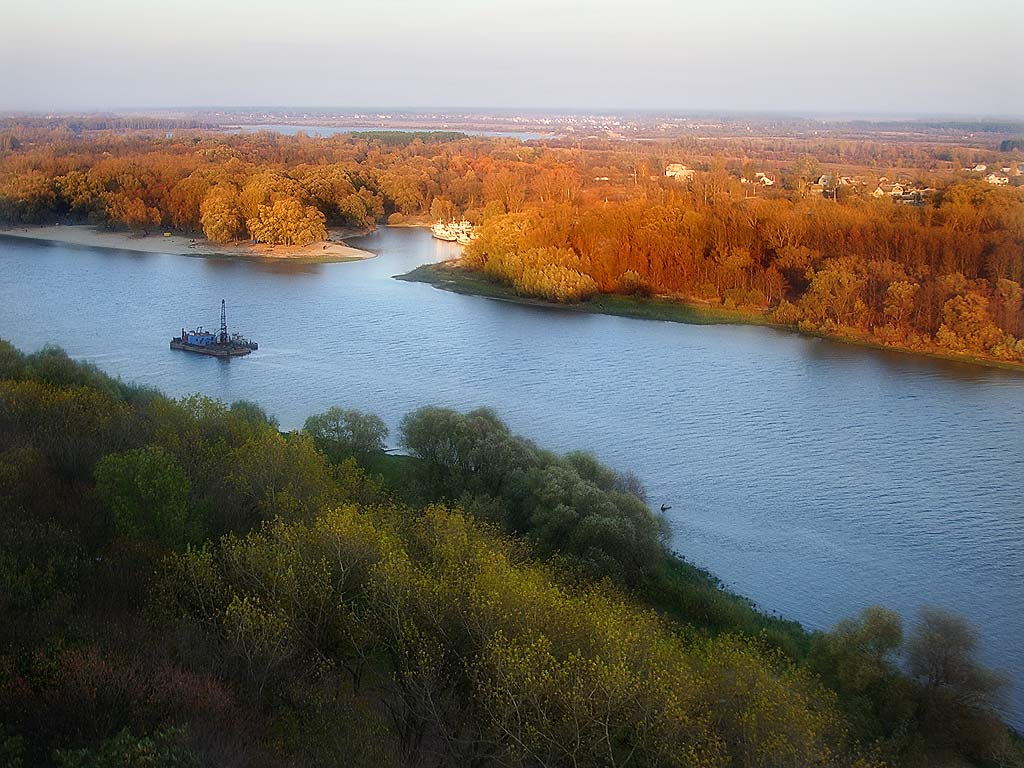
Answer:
(2, 227, 1023, 726)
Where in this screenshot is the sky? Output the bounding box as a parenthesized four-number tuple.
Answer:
(2, 0, 1022, 116)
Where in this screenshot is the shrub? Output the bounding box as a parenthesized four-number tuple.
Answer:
(772, 299, 803, 325)
(617, 270, 653, 297)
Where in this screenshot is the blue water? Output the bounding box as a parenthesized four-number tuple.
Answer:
(1, 227, 1022, 726)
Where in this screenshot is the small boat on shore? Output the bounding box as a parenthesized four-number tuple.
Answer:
(170, 299, 258, 357)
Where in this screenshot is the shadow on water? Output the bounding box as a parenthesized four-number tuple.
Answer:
(201, 256, 327, 277)
(800, 333, 1024, 384)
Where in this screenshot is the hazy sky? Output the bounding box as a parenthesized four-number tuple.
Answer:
(2, 0, 1021, 115)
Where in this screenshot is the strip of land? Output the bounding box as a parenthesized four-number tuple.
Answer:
(0, 224, 375, 261)
(399, 260, 1024, 373)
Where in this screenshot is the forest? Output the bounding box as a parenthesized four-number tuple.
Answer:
(0, 122, 1021, 366)
(0, 340, 1019, 767)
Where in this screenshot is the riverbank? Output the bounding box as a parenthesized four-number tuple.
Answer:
(0, 224, 376, 262)
(398, 260, 1024, 373)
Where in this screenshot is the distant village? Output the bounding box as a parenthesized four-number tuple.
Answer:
(661, 157, 1023, 204)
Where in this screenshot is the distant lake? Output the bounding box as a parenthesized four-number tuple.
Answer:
(1, 227, 1022, 727)
(228, 124, 555, 141)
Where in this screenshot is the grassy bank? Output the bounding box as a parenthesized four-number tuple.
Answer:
(396, 261, 769, 325)
(367, 451, 810, 656)
(398, 261, 1024, 373)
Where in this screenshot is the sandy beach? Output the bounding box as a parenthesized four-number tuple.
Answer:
(0, 224, 376, 261)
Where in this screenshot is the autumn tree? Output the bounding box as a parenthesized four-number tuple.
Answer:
(934, 293, 1006, 355)
(247, 198, 327, 246)
(429, 196, 458, 222)
(104, 192, 162, 232)
(883, 281, 919, 328)
(0, 171, 57, 222)
(199, 186, 244, 242)
(56, 171, 104, 219)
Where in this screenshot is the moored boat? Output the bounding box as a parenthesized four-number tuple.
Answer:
(170, 300, 258, 357)
(431, 218, 476, 243)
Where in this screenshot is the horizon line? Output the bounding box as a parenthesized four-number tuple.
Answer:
(2, 106, 1024, 123)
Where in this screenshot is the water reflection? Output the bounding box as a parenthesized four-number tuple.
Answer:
(201, 256, 328, 277)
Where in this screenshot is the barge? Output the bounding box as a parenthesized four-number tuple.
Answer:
(170, 300, 258, 357)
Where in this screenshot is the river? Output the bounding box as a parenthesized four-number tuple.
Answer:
(1, 226, 1022, 726)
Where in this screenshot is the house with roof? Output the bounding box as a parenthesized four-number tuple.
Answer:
(872, 182, 908, 198)
(665, 163, 695, 182)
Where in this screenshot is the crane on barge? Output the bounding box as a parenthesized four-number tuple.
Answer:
(170, 299, 258, 358)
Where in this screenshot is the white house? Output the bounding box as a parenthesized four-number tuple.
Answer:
(665, 163, 695, 182)
(754, 172, 776, 186)
(872, 183, 906, 198)
(985, 173, 1010, 186)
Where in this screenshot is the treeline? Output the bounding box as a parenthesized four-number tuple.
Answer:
(463, 182, 1024, 363)
(2, 126, 1020, 249)
(0, 340, 1018, 767)
(0, 129, 585, 245)
(0, 128, 1022, 361)
(640, 135, 1020, 172)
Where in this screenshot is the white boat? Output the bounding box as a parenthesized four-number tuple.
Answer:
(430, 222, 458, 241)
(431, 218, 475, 243)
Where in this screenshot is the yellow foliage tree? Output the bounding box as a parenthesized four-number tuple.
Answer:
(200, 187, 244, 242)
(247, 198, 327, 246)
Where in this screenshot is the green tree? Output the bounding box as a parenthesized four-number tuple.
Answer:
(228, 399, 279, 430)
(907, 607, 1007, 710)
(54, 726, 198, 768)
(94, 446, 201, 548)
(907, 607, 1009, 759)
(302, 407, 388, 465)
